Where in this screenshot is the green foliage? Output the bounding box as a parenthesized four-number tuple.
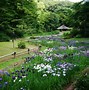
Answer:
(0, 33, 10, 41)
(70, 1, 89, 37)
(75, 75, 89, 90)
(70, 29, 80, 38)
(1, 0, 89, 40)
(0, 0, 38, 40)
(30, 36, 36, 39)
(18, 41, 26, 49)
(44, 13, 59, 32)
(75, 34, 82, 38)
(36, 0, 73, 33)
(63, 31, 72, 39)
(0, 35, 89, 89)
(46, 0, 73, 25)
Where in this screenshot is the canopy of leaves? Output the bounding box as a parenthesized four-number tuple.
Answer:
(0, 0, 89, 41)
(0, 0, 38, 41)
(70, 0, 89, 37)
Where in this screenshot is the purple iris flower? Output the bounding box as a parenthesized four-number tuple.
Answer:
(0, 70, 4, 75)
(0, 78, 2, 81)
(4, 82, 8, 85)
(31, 56, 35, 59)
(85, 50, 89, 57)
(12, 76, 15, 80)
(12, 72, 15, 74)
(56, 62, 62, 66)
(18, 75, 22, 79)
(0, 84, 2, 88)
(4, 71, 10, 76)
(16, 70, 19, 72)
(59, 46, 67, 50)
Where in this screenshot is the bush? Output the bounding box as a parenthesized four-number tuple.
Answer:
(75, 75, 89, 90)
(75, 34, 82, 38)
(30, 36, 36, 39)
(70, 29, 80, 37)
(0, 33, 10, 41)
(63, 32, 72, 39)
(51, 30, 59, 34)
(18, 41, 26, 49)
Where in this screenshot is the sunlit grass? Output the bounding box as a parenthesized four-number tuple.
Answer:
(0, 40, 37, 56)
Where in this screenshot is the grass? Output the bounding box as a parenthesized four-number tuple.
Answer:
(0, 47, 83, 90)
(0, 39, 38, 70)
(26, 30, 59, 37)
(0, 52, 34, 70)
(0, 38, 46, 70)
(0, 32, 89, 90)
(0, 56, 23, 70)
(0, 39, 37, 56)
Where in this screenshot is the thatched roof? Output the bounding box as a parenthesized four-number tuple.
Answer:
(57, 25, 70, 30)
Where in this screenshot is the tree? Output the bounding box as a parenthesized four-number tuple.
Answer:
(46, 0, 73, 26)
(0, 0, 38, 41)
(70, 0, 89, 37)
(44, 12, 59, 32)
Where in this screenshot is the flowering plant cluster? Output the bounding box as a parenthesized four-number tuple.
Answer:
(0, 35, 89, 90)
(33, 62, 76, 77)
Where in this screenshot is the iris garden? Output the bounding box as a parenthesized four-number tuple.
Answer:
(0, 35, 89, 90)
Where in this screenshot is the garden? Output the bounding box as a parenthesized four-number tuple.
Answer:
(0, 0, 89, 90)
(0, 34, 89, 90)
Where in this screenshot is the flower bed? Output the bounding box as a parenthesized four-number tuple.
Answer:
(0, 35, 89, 90)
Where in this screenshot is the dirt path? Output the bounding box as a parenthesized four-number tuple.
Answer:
(64, 67, 89, 90)
(64, 83, 74, 90)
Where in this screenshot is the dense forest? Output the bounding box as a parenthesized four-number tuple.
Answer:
(0, 0, 89, 41)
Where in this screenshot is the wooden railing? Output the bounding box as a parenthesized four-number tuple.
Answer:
(0, 48, 38, 61)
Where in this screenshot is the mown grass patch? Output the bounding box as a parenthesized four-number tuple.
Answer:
(0, 40, 37, 56)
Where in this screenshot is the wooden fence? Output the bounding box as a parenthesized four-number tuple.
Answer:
(0, 48, 39, 61)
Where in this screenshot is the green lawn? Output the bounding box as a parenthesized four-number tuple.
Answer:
(0, 39, 37, 70)
(0, 54, 30, 70)
(27, 30, 59, 36)
(0, 38, 45, 70)
(0, 39, 37, 56)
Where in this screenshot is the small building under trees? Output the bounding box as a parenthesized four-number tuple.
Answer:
(57, 25, 70, 31)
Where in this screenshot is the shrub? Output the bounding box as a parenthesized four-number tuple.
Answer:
(75, 75, 89, 90)
(51, 30, 59, 34)
(70, 29, 80, 37)
(75, 34, 82, 38)
(63, 32, 72, 39)
(18, 41, 26, 49)
(30, 36, 36, 39)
